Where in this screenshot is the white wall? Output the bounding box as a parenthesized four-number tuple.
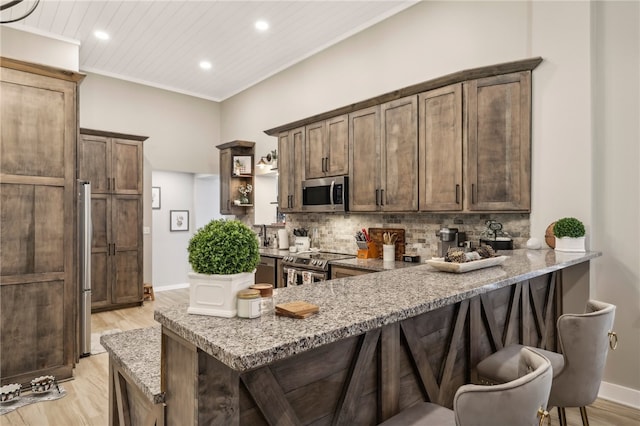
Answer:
(0, 26, 79, 71)
(592, 1, 640, 401)
(219, 0, 639, 398)
(151, 171, 195, 288)
(194, 174, 226, 230)
(80, 73, 221, 174)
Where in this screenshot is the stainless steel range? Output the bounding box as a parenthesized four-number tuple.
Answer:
(280, 252, 355, 286)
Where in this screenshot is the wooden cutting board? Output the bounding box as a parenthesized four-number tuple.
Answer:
(275, 301, 319, 319)
(368, 228, 405, 261)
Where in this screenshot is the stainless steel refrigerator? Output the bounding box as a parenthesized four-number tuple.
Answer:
(78, 180, 92, 357)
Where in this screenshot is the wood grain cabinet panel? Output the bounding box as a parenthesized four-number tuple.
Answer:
(78, 132, 143, 195)
(0, 58, 82, 386)
(419, 73, 531, 212)
(419, 83, 463, 211)
(465, 72, 531, 211)
(349, 106, 380, 211)
(79, 129, 147, 312)
(278, 127, 304, 212)
(305, 115, 348, 179)
(350, 96, 418, 212)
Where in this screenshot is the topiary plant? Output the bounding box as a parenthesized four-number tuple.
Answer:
(553, 217, 586, 238)
(188, 219, 259, 275)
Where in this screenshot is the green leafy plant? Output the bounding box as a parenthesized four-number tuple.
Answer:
(553, 217, 586, 238)
(188, 219, 259, 275)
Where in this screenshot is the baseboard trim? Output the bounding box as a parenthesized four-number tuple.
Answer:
(154, 282, 189, 292)
(599, 381, 640, 409)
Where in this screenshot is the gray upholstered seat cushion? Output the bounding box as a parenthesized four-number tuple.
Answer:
(476, 344, 564, 383)
(378, 402, 455, 426)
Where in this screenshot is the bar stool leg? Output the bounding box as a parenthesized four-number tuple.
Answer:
(579, 406, 590, 426)
(557, 406, 568, 426)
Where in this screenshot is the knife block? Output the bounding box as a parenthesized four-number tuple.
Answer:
(357, 242, 379, 259)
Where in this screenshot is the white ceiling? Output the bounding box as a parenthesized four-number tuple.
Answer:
(4, 0, 417, 101)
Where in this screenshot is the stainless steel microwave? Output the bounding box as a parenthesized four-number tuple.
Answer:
(302, 176, 348, 212)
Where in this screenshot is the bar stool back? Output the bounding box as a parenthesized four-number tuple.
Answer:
(476, 300, 617, 426)
(379, 347, 552, 426)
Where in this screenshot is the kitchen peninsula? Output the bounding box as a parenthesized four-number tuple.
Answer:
(154, 249, 598, 425)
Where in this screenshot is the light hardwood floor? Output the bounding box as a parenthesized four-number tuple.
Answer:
(1, 288, 638, 425)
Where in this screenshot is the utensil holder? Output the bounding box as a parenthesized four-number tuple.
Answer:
(383, 244, 395, 262)
(357, 242, 379, 259)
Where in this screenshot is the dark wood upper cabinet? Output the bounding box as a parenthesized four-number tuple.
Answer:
(278, 127, 305, 212)
(78, 130, 144, 195)
(268, 58, 539, 214)
(419, 83, 464, 211)
(350, 96, 418, 212)
(305, 115, 348, 179)
(465, 72, 531, 211)
(349, 106, 380, 211)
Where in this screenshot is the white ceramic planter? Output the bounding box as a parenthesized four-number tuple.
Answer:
(187, 270, 255, 317)
(554, 236, 586, 253)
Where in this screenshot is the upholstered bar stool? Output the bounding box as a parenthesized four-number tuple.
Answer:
(379, 347, 552, 426)
(476, 300, 617, 426)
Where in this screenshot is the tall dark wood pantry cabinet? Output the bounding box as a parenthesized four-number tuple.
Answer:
(0, 58, 84, 385)
(78, 128, 147, 312)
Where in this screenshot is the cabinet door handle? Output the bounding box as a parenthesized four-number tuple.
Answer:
(325, 157, 329, 173)
(107, 178, 110, 190)
(375, 189, 379, 206)
(455, 184, 460, 204)
(472, 184, 476, 204)
(380, 189, 384, 206)
(112, 178, 116, 191)
(112, 243, 116, 256)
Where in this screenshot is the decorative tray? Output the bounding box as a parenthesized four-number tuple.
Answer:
(426, 256, 508, 273)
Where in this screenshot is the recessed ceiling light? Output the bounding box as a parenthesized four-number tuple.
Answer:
(255, 20, 269, 31)
(94, 30, 110, 41)
(199, 61, 212, 70)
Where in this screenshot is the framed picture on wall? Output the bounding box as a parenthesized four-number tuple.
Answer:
(232, 155, 253, 176)
(151, 187, 161, 209)
(170, 210, 189, 232)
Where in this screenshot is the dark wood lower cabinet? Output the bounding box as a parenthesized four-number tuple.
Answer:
(162, 272, 559, 425)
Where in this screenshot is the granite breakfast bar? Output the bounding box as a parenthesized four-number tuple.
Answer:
(153, 249, 599, 425)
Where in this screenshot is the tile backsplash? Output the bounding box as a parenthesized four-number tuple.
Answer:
(279, 212, 531, 258)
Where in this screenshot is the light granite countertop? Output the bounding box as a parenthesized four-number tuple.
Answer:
(101, 326, 163, 404)
(330, 257, 421, 272)
(259, 247, 290, 258)
(154, 249, 600, 373)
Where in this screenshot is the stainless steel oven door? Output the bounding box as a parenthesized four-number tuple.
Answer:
(282, 267, 327, 286)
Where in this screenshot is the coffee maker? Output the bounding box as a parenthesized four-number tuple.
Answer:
(436, 227, 467, 257)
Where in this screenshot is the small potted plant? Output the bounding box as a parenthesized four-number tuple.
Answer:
(553, 217, 586, 252)
(187, 219, 260, 317)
